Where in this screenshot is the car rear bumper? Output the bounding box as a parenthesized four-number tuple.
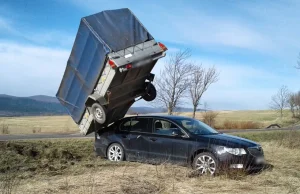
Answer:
(94, 145, 106, 157)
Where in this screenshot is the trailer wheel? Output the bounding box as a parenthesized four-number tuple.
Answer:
(92, 103, 106, 124)
(142, 82, 156, 102)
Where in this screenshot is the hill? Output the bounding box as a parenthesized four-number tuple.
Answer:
(0, 95, 66, 116)
(28, 95, 60, 103)
(0, 94, 203, 117)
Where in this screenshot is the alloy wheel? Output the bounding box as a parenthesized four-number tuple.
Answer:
(195, 155, 216, 175)
(108, 145, 123, 161)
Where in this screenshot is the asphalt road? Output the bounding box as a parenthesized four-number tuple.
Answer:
(0, 126, 299, 141)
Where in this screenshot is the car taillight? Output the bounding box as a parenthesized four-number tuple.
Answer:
(126, 64, 132, 69)
(108, 60, 117, 69)
(158, 42, 168, 51)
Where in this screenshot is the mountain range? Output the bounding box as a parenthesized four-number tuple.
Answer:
(0, 94, 197, 117)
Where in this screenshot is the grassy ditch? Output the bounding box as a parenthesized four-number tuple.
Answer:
(1, 130, 300, 193)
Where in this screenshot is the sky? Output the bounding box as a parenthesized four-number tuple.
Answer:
(0, 0, 300, 110)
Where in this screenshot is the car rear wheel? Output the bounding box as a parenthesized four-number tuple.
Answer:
(193, 152, 218, 175)
(92, 103, 106, 124)
(142, 82, 156, 101)
(107, 143, 124, 162)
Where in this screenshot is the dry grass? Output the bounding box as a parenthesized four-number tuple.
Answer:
(221, 120, 261, 129)
(180, 109, 299, 129)
(1, 131, 300, 193)
(0, 109, 299, 134)
(4, 142, 300, 194)
(0, 116, 78, 134)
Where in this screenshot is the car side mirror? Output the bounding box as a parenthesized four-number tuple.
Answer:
(172, 129, 183, 137)
(172, 131, 179, 136)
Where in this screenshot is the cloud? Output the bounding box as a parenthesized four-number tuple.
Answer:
(0, 15, 74, 48)
(67, 1, 274, 53)
(167, 13, 274, 53)
(0, 41, 69, 96)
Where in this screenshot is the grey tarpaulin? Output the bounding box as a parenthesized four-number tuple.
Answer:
(56, 8, 153, 124)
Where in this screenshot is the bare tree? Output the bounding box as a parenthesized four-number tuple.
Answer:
(189, 65, 219, 118)
(288, 93, 296, 118)
(155, 49, 194, 115)
(201, 102, 218, 127)
(270, 85, 289, 118)
(288, 91, 300, 118)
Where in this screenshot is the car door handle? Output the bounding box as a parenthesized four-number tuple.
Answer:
(122, 135, 129, 139)
(149, 137, 157, 142)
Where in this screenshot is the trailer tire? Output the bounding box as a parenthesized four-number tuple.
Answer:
(142, 82, 156, 102)
(92, 103, 106, 124)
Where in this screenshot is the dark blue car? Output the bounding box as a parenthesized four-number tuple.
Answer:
(94, 115, 265, 175)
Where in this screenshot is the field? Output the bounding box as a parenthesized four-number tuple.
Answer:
(1, 130, 300, 194)
(0, 116, 78, 134)
(0, 110, 299, 135)
(180, 110, 299, 129)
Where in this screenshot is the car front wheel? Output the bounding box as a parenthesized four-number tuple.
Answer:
(193, 152, 218, 175)
(107, 143, 125, 162)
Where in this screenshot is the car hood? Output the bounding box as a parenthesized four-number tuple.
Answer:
(198, 133, 259, 148)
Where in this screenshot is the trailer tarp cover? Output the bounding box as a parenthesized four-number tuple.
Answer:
(56, 8, 153, 123)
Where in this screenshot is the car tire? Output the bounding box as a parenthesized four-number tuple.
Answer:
(107, 143, 125, 162)
(142, 82, 156, 102)
(192, 152, 218, 175)
(91, 103, 106, 124)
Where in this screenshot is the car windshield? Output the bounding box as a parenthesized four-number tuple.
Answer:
(174, 118, 219, 135)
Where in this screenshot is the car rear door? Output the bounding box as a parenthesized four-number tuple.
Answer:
(125, 117, 153, 162)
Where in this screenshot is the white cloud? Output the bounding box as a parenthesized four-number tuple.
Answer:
(0, 15, 74, 48)
(24, 31, 75, 48)
(0, 42, 69, 96)
(67, 1, 274, 53)
(167, 13, 274, 53)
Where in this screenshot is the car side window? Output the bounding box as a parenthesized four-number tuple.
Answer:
(154, 119, 184, 136)
(120, 120, 131, 131)
(120, 118, 152, 133)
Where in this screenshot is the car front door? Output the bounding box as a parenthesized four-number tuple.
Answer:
(147, 119, 190, 164)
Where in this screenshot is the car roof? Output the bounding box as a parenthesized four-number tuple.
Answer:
(122, 114, 192, 120)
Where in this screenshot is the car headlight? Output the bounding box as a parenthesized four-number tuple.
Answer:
(216, 146, 246, 156)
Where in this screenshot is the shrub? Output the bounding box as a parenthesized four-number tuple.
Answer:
(202, 111, 218, 127)
(32, 127, 41, 134)
(1, 123, 9, 134)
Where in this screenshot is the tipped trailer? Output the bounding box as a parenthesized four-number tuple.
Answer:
(56, 8, 167, 135)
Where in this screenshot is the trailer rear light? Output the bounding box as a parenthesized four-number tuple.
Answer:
(158, 42, 168, 51)
(108, 60, 117, 69)
(126, 64, 132, 69)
